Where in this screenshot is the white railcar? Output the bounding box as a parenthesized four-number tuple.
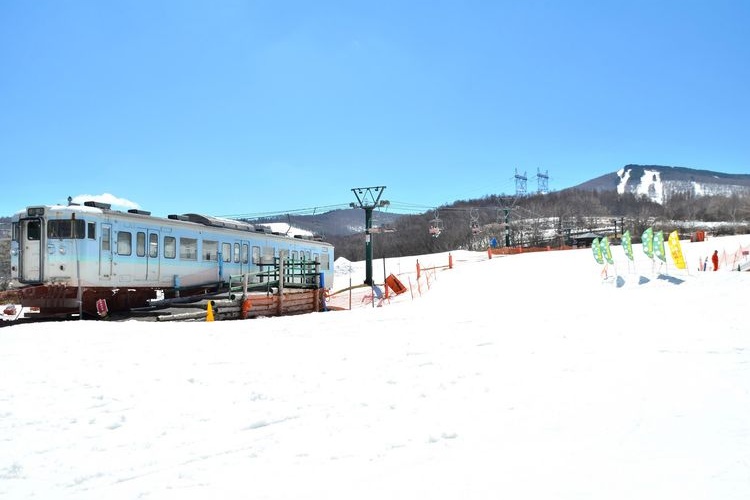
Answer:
(6, 201, 333, 318)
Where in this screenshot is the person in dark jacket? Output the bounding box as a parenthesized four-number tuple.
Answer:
(712, 250, 719, 271)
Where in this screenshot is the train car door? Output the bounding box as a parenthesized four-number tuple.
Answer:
(99, 223, 113, 280)
(233, 240, 243, 274)
(147, 230, 160, 281)
(240, 241, 249, 274)
(20, 218, 42, 282)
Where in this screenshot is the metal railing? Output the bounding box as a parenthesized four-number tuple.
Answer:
(228, 259, 322, 299)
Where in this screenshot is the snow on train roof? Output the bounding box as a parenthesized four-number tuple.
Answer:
(258, 222, 314, 238)
(21, 203, 112, 215)
(178, 213, 256, 231)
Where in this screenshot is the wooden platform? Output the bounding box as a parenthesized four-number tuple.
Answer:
(139, 287, 327, 322)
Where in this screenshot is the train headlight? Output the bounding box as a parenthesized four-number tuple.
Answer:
(59, 246, 66, 255)
(10, 248, 18, 256)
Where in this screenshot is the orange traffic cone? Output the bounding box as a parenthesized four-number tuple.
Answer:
(206, 301, 215, 322)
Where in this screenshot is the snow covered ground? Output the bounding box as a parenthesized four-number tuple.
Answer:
(1, 235, 749, 499)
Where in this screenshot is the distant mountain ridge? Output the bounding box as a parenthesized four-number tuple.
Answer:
(251, 209, 403, 238)
(573, 164, 750, 204)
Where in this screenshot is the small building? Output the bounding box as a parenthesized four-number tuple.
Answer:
(571, 232, 603, 248)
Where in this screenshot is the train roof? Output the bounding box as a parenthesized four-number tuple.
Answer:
(16, 202, 330, 244)
(170, 213, 257, 232)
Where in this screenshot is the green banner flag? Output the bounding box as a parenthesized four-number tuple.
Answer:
(600, 236, 614, 264)
(642, 227, 654, 259)
(592, 237, 603, 264)
(621, 230, 633, 261)
(653, 230, 666, 262)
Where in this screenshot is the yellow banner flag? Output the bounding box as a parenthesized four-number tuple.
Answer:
(667, 230, 687, 269)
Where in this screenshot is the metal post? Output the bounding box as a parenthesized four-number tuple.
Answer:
(504, 208, 511, 247)
(72, 213, 83, 319)
(364, 206, 374, 285)
(351, 186, 388, 286)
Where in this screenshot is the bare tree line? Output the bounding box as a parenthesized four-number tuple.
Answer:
(329, 190, 750, 261)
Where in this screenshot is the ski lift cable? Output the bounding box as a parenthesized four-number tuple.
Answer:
(220, 190, 548, 223)
(221, 203, 352, 219)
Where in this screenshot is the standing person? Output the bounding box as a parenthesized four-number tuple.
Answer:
(712, 250, 719, 271)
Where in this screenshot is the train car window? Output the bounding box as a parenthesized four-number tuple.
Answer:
(136, 232, 146, 257)
(149, 233, 158, 258)
(27, 220, 41, 240)
(180, 238, 198, 260)
(233, 243, 240, 263)
(263, 247, 275, 262)
(117, 232, 132, 256)
(72, 219, 84, 238)
(102, 227, 111, 251)
(313, 252, 319, 263)
(319, 252, 330, 270)
(279, 249, 289, 261)
(12, 222, 19, 242)
(87, 222, 96, 240)
(241, 243, 249, 264)
(48, 219, 85, 239)
(291, 250, 298, 262)
(164, 236, 176, 259)
(47, 220, 61, 239)
(222, 243, 231, 263)
(203, 240, 218, 261)
(252, 246, 261, 264)
(306, 251, 311, 261)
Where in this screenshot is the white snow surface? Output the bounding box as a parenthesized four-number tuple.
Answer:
(636, 169, 664, 204)
(2, 235, 750, 499)
(256, 222, 313, 237)
(616, 167, 631, 195)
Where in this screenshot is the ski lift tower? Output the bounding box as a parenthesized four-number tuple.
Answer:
(350, 186, 389, 286)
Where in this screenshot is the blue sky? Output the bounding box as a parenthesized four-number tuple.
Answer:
(2, 1, 749, 219)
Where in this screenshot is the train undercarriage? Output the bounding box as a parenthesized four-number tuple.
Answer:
(0, 282, 221, 320)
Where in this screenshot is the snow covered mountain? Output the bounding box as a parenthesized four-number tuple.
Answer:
(573, 164, 750, 204)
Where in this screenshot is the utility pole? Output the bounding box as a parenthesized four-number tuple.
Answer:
(350, 186, 389, 285)
(514, 168, 527, 197)
(536, 168, 549, 194)
(504, 207, 511, 247)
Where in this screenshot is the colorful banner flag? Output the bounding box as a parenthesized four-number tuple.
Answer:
(642, 227, 654, 259)
(592, 237, 603, 264)
(621, 230, 633, 261)
(600, 236, 614, 264)
(653, 230, 666, 262)
(667, 230, 687, 269)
